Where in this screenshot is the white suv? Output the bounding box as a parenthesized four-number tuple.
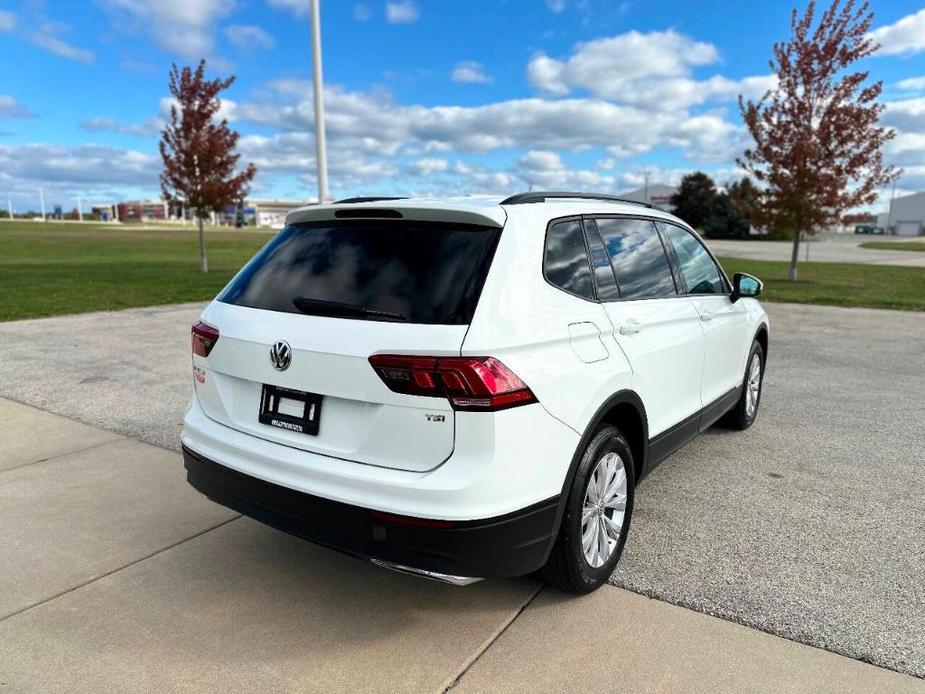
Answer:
(182, 192, 768, 593)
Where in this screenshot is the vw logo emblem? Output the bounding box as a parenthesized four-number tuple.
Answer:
(269, 340, 292, 371)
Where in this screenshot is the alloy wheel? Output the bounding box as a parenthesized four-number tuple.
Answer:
(746, 352, 762, 419)
(581, 451, 628, 568)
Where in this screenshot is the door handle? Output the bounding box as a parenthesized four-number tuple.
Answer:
(699, 311, 714, 322)
(619, 320, 641, 335)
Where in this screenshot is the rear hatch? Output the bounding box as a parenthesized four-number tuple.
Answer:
(192, 210, 502, 472)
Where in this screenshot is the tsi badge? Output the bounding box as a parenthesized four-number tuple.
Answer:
(269, 340, 292, 371)
(425, 414, 445, 422)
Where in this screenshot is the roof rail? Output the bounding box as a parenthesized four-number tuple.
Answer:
(333, 196, 408, 204)
(500, 192, 654, 208)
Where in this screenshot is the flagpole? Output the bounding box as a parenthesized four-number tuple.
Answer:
(310, 0, 329, 203)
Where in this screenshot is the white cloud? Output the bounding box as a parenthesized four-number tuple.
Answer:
(31, 23, 94, 63)
(226, 24, 275, 52)
(516, 150, 616, 190)
(0, 96, 34, 119)
(878, 97, 925, 190)
(528, 30, 718, 97)
(526, 30, 776, 111)
(882, 97, 925, 132)
(527, 54, 569, 96)
(0, 10, 15, 32)
(869, 9, 925, 56)
(546, 0, 567, 12)
(449, 161, 517, 193)
(227, 80, 742, 163)
(451, 61, 492, 84)
(266, 0, 309, 16)
(80, 117, 165, 137)
(0, 143, 159, 188)
(408, 157, 449, 176)
(386, 1, 419, 24)
(886, 131, 925, 166)
(102, 0, 235, 58)
(353, 3, 371, 21)
(897, 76, 925, 91)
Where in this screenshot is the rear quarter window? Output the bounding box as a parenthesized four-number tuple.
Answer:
(219, 220, 500, 325)
(544, 219, 595, 300)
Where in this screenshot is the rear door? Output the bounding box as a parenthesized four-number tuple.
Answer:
(192, 218, 501, 472)
(588, 217, 706, 438)
(659, 222, 751, 406)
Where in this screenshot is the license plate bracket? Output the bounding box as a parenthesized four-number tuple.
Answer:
(258, 384, 323, 436)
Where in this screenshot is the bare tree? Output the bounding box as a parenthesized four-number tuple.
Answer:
(160, 60, 256, 273)
(738, 0, 900, 280)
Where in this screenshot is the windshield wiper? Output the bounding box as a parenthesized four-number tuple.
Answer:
(292, 297, 408, 322)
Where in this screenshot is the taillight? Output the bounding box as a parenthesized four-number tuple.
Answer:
(368, 354, 537, 412)
(191, 321, 219, 357)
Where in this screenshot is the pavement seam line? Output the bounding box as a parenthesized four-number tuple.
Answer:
(441, 584, 545, 693)
(0, 515, 242, 623)
(607, 581, 925, 683)
(0, 438, 124, 476)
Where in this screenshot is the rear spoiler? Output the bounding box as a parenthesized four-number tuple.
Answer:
(285, 201, 506, 228)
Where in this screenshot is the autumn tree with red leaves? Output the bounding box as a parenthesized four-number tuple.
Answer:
(160, 60, 256, 273)
(738, 0, 900, 281)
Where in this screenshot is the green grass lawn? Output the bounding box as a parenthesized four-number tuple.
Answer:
(859, 241, 925, 252)
(0, 221, 272, 321)
(1, 220, 923, 320)
(716, 257, 925, 312)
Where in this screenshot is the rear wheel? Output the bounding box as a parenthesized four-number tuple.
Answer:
(538, 425, 635, 594)
(720, 340, 765, 430)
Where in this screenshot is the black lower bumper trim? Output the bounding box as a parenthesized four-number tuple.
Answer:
(182, 446, 559, 579)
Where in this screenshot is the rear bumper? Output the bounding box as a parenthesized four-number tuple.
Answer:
(183, 445, 559, 579)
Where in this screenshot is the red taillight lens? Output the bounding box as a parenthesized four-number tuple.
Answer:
(368, 510, 457, 529)
(368, 354, 537, 412)
(191, 321, 219, 357)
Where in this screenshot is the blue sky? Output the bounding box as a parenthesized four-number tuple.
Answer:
(0, 0, 923, 212)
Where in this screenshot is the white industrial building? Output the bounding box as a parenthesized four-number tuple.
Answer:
(241, 199, 312, 228)
(881, 191, 925, 236)
(618, 184, 677, 212)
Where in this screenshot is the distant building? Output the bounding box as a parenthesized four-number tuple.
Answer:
(100, 198, 314, 227)
(91, 204, 117, 221)
(241, 199, 314, 228)
(117, 200, 168, 222)
(618, 184, 677, 212)
(886, 191, 925, 236)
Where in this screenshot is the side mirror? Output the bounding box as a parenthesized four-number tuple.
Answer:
(732, 272, 762, 302)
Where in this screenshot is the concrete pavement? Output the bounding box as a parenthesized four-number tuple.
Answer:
(2, 301, 924, 677)
(453, 589, 921, 694)
(2, 398, 921, 693)
(0, 301, 200, 452)
(706, 234, 925, 266)
(0, 398, 120, 472)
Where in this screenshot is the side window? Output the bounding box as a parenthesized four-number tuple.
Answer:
(544, 219, 594, 300)
(594, 218, 677, 299)
(661, 224, 725, 295)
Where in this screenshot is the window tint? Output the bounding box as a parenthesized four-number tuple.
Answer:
(585, 225, 621, 301)
(594, 218, 677, 299)
(219, 221, 500, 324)
(544, 219, 594, 300)
(661, 223, 725, 295)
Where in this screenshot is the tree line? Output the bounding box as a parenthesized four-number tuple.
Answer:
(669, 173, 762, 240)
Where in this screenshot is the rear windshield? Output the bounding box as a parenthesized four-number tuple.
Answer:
(219, 220, 501, 325)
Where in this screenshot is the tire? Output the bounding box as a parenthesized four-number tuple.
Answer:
(720, 340, 765, 430)
(538, 425, 635, 594)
